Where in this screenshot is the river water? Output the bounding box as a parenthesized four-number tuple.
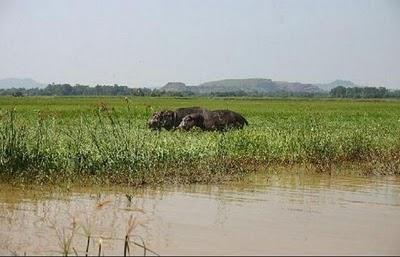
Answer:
(1, 172, 399, 256)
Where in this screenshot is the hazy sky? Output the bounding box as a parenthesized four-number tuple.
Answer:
(0, 0, 399, 88)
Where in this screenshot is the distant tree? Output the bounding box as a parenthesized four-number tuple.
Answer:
(12, 91, 24, 97)
(330, 86, 392, 98)
(330, 86, 346, 97)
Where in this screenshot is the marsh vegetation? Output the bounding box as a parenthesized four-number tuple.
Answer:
(1, 96, 400, 185)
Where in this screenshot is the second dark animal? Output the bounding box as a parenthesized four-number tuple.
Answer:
(178, 110, 248, 131)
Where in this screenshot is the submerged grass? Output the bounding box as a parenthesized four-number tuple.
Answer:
(1, 96, 400, 185)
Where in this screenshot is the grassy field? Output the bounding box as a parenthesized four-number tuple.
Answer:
(1, 96, 400, 185)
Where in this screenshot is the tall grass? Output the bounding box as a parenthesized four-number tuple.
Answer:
(1, 97, 400, 185)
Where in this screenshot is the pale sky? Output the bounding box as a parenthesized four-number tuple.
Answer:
(0, 0, 399, 88)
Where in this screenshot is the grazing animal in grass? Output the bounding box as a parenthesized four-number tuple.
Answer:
(178, 110, 248, 131)
(147, 107, 207, 131)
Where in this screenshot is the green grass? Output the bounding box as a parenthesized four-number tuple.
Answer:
(1, 96, 400, 185)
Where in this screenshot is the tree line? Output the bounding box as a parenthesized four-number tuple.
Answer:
(1, 83, 400, 98)
(329, 86, 400, 98)
(1, 83, 175, 97)
(0, 83, 328, 97)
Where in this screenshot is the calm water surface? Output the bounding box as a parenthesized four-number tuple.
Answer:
(0, 172, 399, 255)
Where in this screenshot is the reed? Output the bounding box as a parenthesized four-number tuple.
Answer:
(1, 97, 400, 185)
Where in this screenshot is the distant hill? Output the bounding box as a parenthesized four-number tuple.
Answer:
(0, 77, 363, 94)
(315, 79, 360, 91)
(162, 82, 192, 92)
(0, 78, 45, 89)
(160, 78, 323, 94)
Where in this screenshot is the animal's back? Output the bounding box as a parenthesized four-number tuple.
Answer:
(175, 107, 205, 118)
(213, 110, 248, 126)
(174, 107, 207, 127)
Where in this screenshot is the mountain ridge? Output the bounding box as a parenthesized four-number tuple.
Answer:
(160, 78, 328, 94)
(314, 79, 360, 91)
(0, 77, 365, 93)
(0, 78, 45, 89)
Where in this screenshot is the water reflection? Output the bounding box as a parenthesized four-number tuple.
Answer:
(1, 172, 400, 255)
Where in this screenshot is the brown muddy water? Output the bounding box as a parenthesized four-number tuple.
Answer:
(0, 172, 400, 256)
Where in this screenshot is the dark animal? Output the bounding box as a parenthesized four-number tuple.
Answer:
(147, 107, 207, 130)
(178, 110, 248, 131)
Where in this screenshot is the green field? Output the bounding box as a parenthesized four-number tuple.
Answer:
(1, 96, 400, 185)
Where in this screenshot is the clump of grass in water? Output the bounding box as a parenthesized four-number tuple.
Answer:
(18, 196, 159, 256)
(48, 217, 78, 256)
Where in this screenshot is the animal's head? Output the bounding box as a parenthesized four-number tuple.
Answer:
(148, 111, 176, 130)
(148, 111, 162, 130)
(178, 114, 203, 130)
